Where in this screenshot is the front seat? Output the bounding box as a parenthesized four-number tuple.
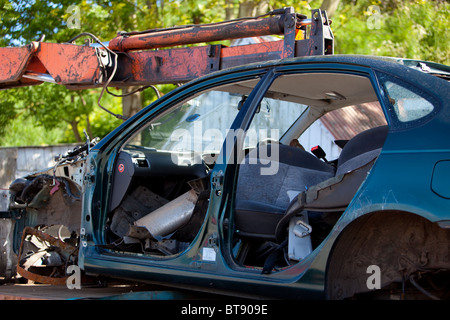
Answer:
(234, 143, 335, 240)
(336, 125, 389, 175)
(235, 125, 389, 241)
(274, 125, 389, 242)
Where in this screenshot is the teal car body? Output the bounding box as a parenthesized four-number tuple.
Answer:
(7, 55, 450, 299)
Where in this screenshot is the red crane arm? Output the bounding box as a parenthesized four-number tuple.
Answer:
(0, 8, 333, 90)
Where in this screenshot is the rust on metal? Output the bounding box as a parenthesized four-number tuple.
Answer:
(0, 9, 333, 90)
(36, 42, 102, 85)
(113, 41, 288, 86)
(0, 42, 101, 89)
(115, 45, 222, 85)
(0, 42, 42, 89)
(18, 226, 77, 252)
(221, 41, 284, 70)
(17, 226, 78, 285)
(109, 16, 285, 52)
(0, 42, 38, 82)
(16, 265, 69, 286)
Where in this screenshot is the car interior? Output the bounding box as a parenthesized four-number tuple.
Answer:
(102, 72, 389, 273)
(233, 125, 388, 271)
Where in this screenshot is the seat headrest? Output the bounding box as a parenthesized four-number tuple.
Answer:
(337, 125, 389, 169)
(248, 143, 334, 173)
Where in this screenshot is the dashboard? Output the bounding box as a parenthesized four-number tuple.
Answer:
(109, 147, 208, 212)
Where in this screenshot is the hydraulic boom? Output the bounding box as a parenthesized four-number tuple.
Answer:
(0, 8, 333, 91)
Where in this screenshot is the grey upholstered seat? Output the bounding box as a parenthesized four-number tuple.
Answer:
(234, 126, 389, 240)
(234, 143, 335, 239)
(273, 125, 389, 242)
(336, 125, 389, 175)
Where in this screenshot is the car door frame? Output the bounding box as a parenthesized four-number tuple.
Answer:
(77, 65, 275, 286)
(79, 59, 397, 299)
(216, 62, 393, 296)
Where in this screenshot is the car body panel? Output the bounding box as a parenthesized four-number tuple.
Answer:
(8, 55, 449, 299)
(78, 56, 449, 298)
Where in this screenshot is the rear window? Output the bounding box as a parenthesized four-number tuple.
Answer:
(384, 81, 434, 122)
(377, 71, 440, 128)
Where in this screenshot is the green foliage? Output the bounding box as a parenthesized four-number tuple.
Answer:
(0, 114, 65, 146)
(0, 87, 22, 138)
(0, 0, 448, 146)
(332, 0, 450, 65)
(0, 84, 123, 145)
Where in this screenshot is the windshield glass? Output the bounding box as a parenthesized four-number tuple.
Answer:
(124, 87, 308, 155)
(125, 90, 241, 153)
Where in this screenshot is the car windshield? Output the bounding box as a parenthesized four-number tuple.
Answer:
(125, 88, 307, 154)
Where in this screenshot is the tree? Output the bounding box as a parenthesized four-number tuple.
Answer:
(0, 0, 448, 146)
(320, 0, 340, 17)
(0, 1, 157, 143)
(0, 0, 230, 144)
(237, 0, 269, 17)
(331, 0, 449, 65)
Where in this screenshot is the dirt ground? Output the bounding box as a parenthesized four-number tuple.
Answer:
(0, 281, 206, 300)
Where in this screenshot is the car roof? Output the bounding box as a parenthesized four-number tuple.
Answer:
(192, 54, 449, 106)
(210, 54, 450, 78)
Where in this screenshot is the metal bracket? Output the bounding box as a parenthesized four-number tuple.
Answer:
(282, 7, 297, 58)
(207, 45, 222, 73)
(208, 233, 218, 247)
(211, 170, 224, 196)
(293, 219, 312, 238)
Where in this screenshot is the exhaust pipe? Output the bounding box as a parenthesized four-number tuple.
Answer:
(128, 189, 198, 240)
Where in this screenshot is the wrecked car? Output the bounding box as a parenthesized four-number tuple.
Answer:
(2, 55, 450, 299)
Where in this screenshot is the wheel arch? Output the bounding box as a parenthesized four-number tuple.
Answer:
(325, 210, 450, 300)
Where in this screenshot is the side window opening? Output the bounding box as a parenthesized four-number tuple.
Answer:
(232, 73, 389, 273)
(104, 79, 260, 257)
(310, 102, 388, 159)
